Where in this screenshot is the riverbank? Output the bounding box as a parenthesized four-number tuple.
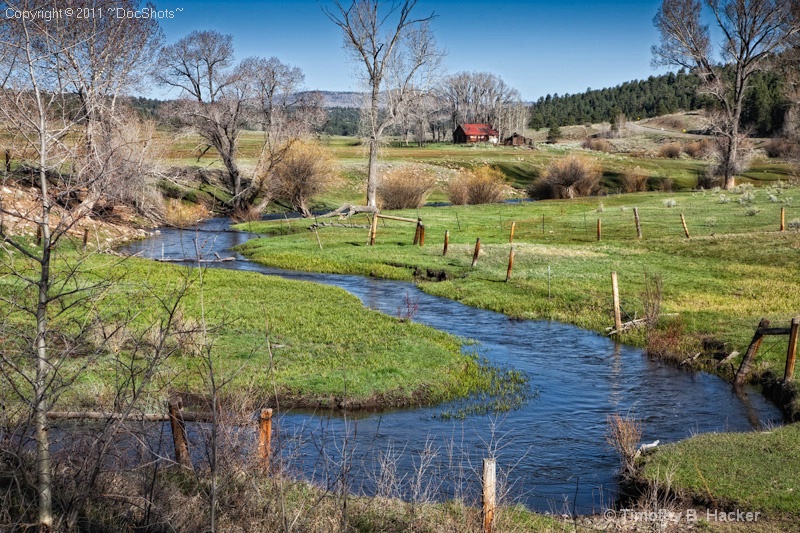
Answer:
(234, 187, 800, 419)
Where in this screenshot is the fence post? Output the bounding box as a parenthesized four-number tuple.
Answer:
(413, 222, 420, 245)
(369, 214, 378, 246)
(258, 408, 273, 471)
(443, 230, 449, 256)
(505, 247, 515, 282)
(596, 218, 601, 241)
(36, 224, 42, 246)
(482, 458, 496, 533)
(634, 207, 642, 239)
(82, 228, 89, 249)
(734, 318, 770, 387)
(471, 238, 481, 268)
(167, 398, 192, 470)
(680, 213, 690, 239)
(781, 207, 786, 232)
(419, 224, 425, 247)
(611, 271, 622, 333)
(509, 221, 516, 243)
(785, 317, 799, 382)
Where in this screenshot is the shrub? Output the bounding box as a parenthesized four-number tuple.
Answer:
(529, 154, 601, 199)
(163, 199, 210, 228)
(718, 194, 730, 203)
(764, 138, 799, 159)
(658, 142, 682, 159)
(705, 217, 717, 227)
(788, 218, 800, 230)
(683, 139, 712, 159)
(377, 166, 435, 210)
(738, 191, 755, 205)
(662, 198, 677, 208)
(619, 168, 648, 193)
(270, 140, 337, 217)
(582, 137, 612, 152)
(448, 165, 508, 205)
(546, 125, 562, 143)
(606, 413, 643, 477)
(745, 207, 760, 216)
(655, 178, 674, 192)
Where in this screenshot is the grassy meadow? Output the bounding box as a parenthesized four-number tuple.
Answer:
(236, 183, 800, 389)
(0, 246, 519, 413)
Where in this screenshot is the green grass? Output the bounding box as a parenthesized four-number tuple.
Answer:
(0, 248, 514, 411)
(639, 423, 800, 514)
(235, 184, 800, 387)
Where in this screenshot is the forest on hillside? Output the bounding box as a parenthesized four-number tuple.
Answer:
(528, 69, 790, 136)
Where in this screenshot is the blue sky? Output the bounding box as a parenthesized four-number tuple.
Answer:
(154, 0, 671, 101)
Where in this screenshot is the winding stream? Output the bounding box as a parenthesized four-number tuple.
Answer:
(120, 218, 782, 514)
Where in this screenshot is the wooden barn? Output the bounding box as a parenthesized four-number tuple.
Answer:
(453, 124, 499, 144)
(503, 133, 528, 146)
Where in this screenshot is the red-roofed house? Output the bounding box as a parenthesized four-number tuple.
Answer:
(453, 124, 499, 144)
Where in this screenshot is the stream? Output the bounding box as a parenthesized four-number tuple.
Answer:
(119, 218, 783, 514)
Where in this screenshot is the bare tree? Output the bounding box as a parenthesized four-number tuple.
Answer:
(0, 3, 168, 528)
(324, 0, 443, 210)
(156, 32, 323, 213)
(441, 71, 524, 140)
(652, 0, 800, 189)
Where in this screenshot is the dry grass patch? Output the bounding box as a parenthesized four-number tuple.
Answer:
(378, 165, 436, 210)
(448, 165, 508, 205)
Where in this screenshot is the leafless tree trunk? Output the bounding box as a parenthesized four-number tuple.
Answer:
(324, 0, 442, 209)
(652, 0, 800, 189)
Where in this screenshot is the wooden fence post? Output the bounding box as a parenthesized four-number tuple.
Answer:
(443, 230, 449, 256)
(680, 213, 690, 239)
(509, 221, 516, 243)
(36, 224, 42, 246)
(634, 207, 642, 239)
(611, 272, 622, 333)
(413, 222, 421, 245)
(505, 247, 515, 282)
(482, 458, 496, 533)
(734, 318, 770, 387)
(82, 228, 89, 249)
(596, 218, 602, 241)
(419, 224, 425, 247)
(471, 238, 481, 268)
(167, 398, 192, 469)
(258, 408, 273, 471)
(781, 207, 786, 232)
(369, 214, 378, 246)
(785, 317, 799, 382)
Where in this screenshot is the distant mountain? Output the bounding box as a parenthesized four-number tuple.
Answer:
(302, 91, 364, 108)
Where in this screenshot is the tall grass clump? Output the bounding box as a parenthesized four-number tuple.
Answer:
(377, 166, 436, 210)
(163, 199, 210, 228)
(763, 138, 799, 159)
(658, 142, 682, 159)
(582, 137, 612, 152)
(619, 168, 649, 192)
(528, 154, 601, 199)
(448, 165, 508, 205)
(683, 139, 712, 159)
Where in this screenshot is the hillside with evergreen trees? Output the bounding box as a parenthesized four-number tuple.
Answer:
(529, 69, 789, 136)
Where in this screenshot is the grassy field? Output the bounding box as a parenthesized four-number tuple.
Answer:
(639, 423, 800, 515)
(0, 246, 521, 412)
(160, 130, 795, 210)
(235, 183, 800, 398)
